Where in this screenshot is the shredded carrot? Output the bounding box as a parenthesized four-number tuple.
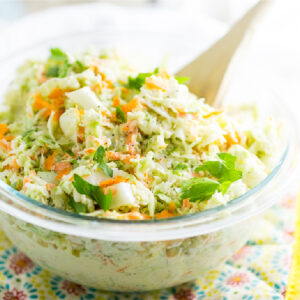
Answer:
(53, 162, 72, 172)
(203, 111, 223, 119)
(224, 131, 240, 147)
(84, 147, 96, 154)
(77, 126, 85, 142)
(0, 140, 11, 151)
(33, 93, 52, 110)
(182, 199, 190, 209)
(30, 170, 37, 176)
(117, 266, 129, 273)
(168, 200, 176, 214)
(112, 96, 120, 107)
(101, 110, 111, 118)
(99, 176, 129, 188)
(4, 136, 15, 141)
(53, 109, 65, 122)
(91, 83, 102, 94)
(107, 151, 138, 163)
(104, 79, 114, 89)
(88, 136, 101, 147)
(10, 158, 19, 169)
(0, 124, 8, 139)
(126, 129, 138, 155)
(121, 120, 137, 133)
(122, 212, 150, 220)
(5, 158, 19, 170)
(121, 87, 129, 94)
(46, 183, 56, 190)
(121, 97, 142, 113)
(122, 121, 138, 154)
(56, 168, 71, 179)
(48, 87, 65, 101)
(44, 149, 58, 171)
(33, 89, 66, 121)
(145, 77, 166, 91)
(36, 74, 47, 84)
(23, 177, 32, 185)
(155, 210, 175, 219)
(159, 69, 171, 79)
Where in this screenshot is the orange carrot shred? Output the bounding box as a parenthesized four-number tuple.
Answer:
(0, 124, 8, 139)
(121, 97, 142, 114)
(84, 148, 96, 154)
(44, 149, 58, 171)
(99, 176, 129, 188)
(145, 77, 166, 91)
(155, 210, 175, 219)
(107, 151, 138, 163)
(113, 96, 120, 107)
(122, 212, 150, 220)
(168, 200, 176, 214)
(56, 169, 71, 179)
(182, 199, 190, 209)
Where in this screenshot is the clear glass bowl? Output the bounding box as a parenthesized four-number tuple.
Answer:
(0, 4, 298, 292)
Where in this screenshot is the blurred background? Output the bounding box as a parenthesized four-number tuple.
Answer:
(0, 0, 299, 116)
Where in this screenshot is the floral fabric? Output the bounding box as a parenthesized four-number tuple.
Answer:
(0, 192, 296, 300)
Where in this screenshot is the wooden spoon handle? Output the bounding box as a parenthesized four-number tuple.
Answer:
(176, 0, 275, 107)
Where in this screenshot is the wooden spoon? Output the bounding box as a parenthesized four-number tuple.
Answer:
(176, 0, 275, 107)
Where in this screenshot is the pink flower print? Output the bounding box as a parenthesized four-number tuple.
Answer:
(232, 246, 251, 260)
(3, 288, 27, 300)
(61, 280, 86, 296)
(281, 195, 297, 209)
(174, 288, 196, 300)
(226, 272, 250, 286)
(9, 253, 34, 275)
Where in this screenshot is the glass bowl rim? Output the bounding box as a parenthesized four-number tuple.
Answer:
(0, 142, 289, 225)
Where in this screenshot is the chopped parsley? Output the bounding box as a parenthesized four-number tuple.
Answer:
(68, 197, 87, 213)
(72, 174, 111, 211)
(175, 76, 190, 84)
(93, 146, 113, 177)
(116, 106, 126, 123)
(127, 67, 159, 90)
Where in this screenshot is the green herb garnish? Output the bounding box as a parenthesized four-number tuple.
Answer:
(49, 48, 68, 61)
(72, 174, 111, 211)
(127, 67, 159, 90)
(181, 177, 220, 202)
(66, 149, 75, 157)
(73, 60, 86, 73)
(93, 146, 113, 178)
(116, 106, 126, 123)
(46, 48, 70, 78)
(195, 153, 242, 194)
(68, 197, 87, 213)
(175, 76, 190, 84)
